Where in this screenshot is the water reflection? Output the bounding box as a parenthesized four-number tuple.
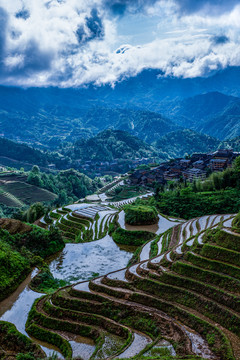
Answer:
(118, 211, 181, 234)
(48, 235, 134, 283)
(0, 271, 62, 358)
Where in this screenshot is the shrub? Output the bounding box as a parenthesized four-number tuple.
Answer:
(124, 205, 158, 225)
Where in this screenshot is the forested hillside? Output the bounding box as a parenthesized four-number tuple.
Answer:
(199, 100, 240, 140)
(26, 167, 99, 205)
(62, 129, 162, 162)
(164, 92, 237, 127)
(84, 108, 179, 144)
(155, 129, 220, 158)
(220, 136, 240, 151)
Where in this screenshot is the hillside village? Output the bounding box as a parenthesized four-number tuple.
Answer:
(129, 149, 240, 186)
(78, 157, 154, 176)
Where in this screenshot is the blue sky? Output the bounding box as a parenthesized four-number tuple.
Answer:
(0, 0, 239, 87)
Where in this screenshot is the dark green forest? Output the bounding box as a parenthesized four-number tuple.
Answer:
(61, 129, 161, 162)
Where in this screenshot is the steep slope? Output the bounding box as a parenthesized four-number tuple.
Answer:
(85, 108, 179, 144)
(198, 100, 240, 140)
(27, 209, 240, 359)
(160, 91, 240, 140)
(1, 66, 240, 147)
(164, 92, 237, 128)
(0, 137, 57, 169)
(155, 129, 220, 158)
(0, 173, 57, 207)
(221, 136, 240, 152)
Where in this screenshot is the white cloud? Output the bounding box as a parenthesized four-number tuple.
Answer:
(0, 0, 239, 87)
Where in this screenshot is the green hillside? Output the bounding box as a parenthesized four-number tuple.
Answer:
(0, 219, 64, 301)
(64, 129, 162, 162)
(0, 137, 58, 168)
(155, 129, 220, 158)
(84, 108, 179, 144)
(0, 173, 57, 208)
(221, 136, 240, 151)
(199, 100, 240, 140)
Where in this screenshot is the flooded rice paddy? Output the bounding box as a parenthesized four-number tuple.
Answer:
(118, 211, 180, 234)
(0, 206, 182, 358)
(0, 231, 136, 357)
(48, 234, 135, 283)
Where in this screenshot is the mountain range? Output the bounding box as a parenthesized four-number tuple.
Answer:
(1, 129, 240, 173)
(1, 67, 240, 168)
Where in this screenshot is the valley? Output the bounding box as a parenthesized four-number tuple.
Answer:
(0, 183, 179, 359)
(0, 68, 240, 360)
(1, 2, 240, 358)
(0, 172, 240, 359)
(1, 77, 240, 178)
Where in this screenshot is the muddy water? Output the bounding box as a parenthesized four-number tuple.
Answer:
(0, 233, 135, 358)
(0, 270, 63, 358)
(118, 211, 181, 235)
(0, 271, 39, 325)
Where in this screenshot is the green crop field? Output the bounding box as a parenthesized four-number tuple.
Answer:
(0, 188, 24, 207)
(0, 180, 57, 207)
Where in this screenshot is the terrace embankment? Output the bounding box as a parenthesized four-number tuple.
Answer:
(26, 211, 240, 359)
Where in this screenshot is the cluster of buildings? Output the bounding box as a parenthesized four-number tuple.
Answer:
(75, 157, 156, 176)
(129, 149, 240, 186)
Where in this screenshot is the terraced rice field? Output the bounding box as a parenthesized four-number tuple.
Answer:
(104, 192, 154, 209)
(0, 176, 57, 206)
(40, 204, 117, 242)
(30, 205, 240, 359)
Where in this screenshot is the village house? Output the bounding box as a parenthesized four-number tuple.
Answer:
(183, 168, 206, 182)
(192, 160, 205, 169)
(129, 149, 240, 187)
(210, 158, 228, 171)
(180, 159, 191, 168)
(191, 153, 210, 162)
(163, 171, 180, 181)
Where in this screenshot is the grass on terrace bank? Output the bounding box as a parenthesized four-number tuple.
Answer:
(112, 227, 155, 246)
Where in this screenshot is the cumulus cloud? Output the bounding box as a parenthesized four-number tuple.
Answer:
(0, 7, 8, 59)
(0, 0, 239, 87)
(76, 9, 104, 44)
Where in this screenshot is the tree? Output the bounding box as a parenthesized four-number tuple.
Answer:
(57, 190, 68, 205)
(31, 165, 40, 174)
(233, 156, 240, 172)
(22, 203, 46, 223)
(27, 172, 43, 187)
